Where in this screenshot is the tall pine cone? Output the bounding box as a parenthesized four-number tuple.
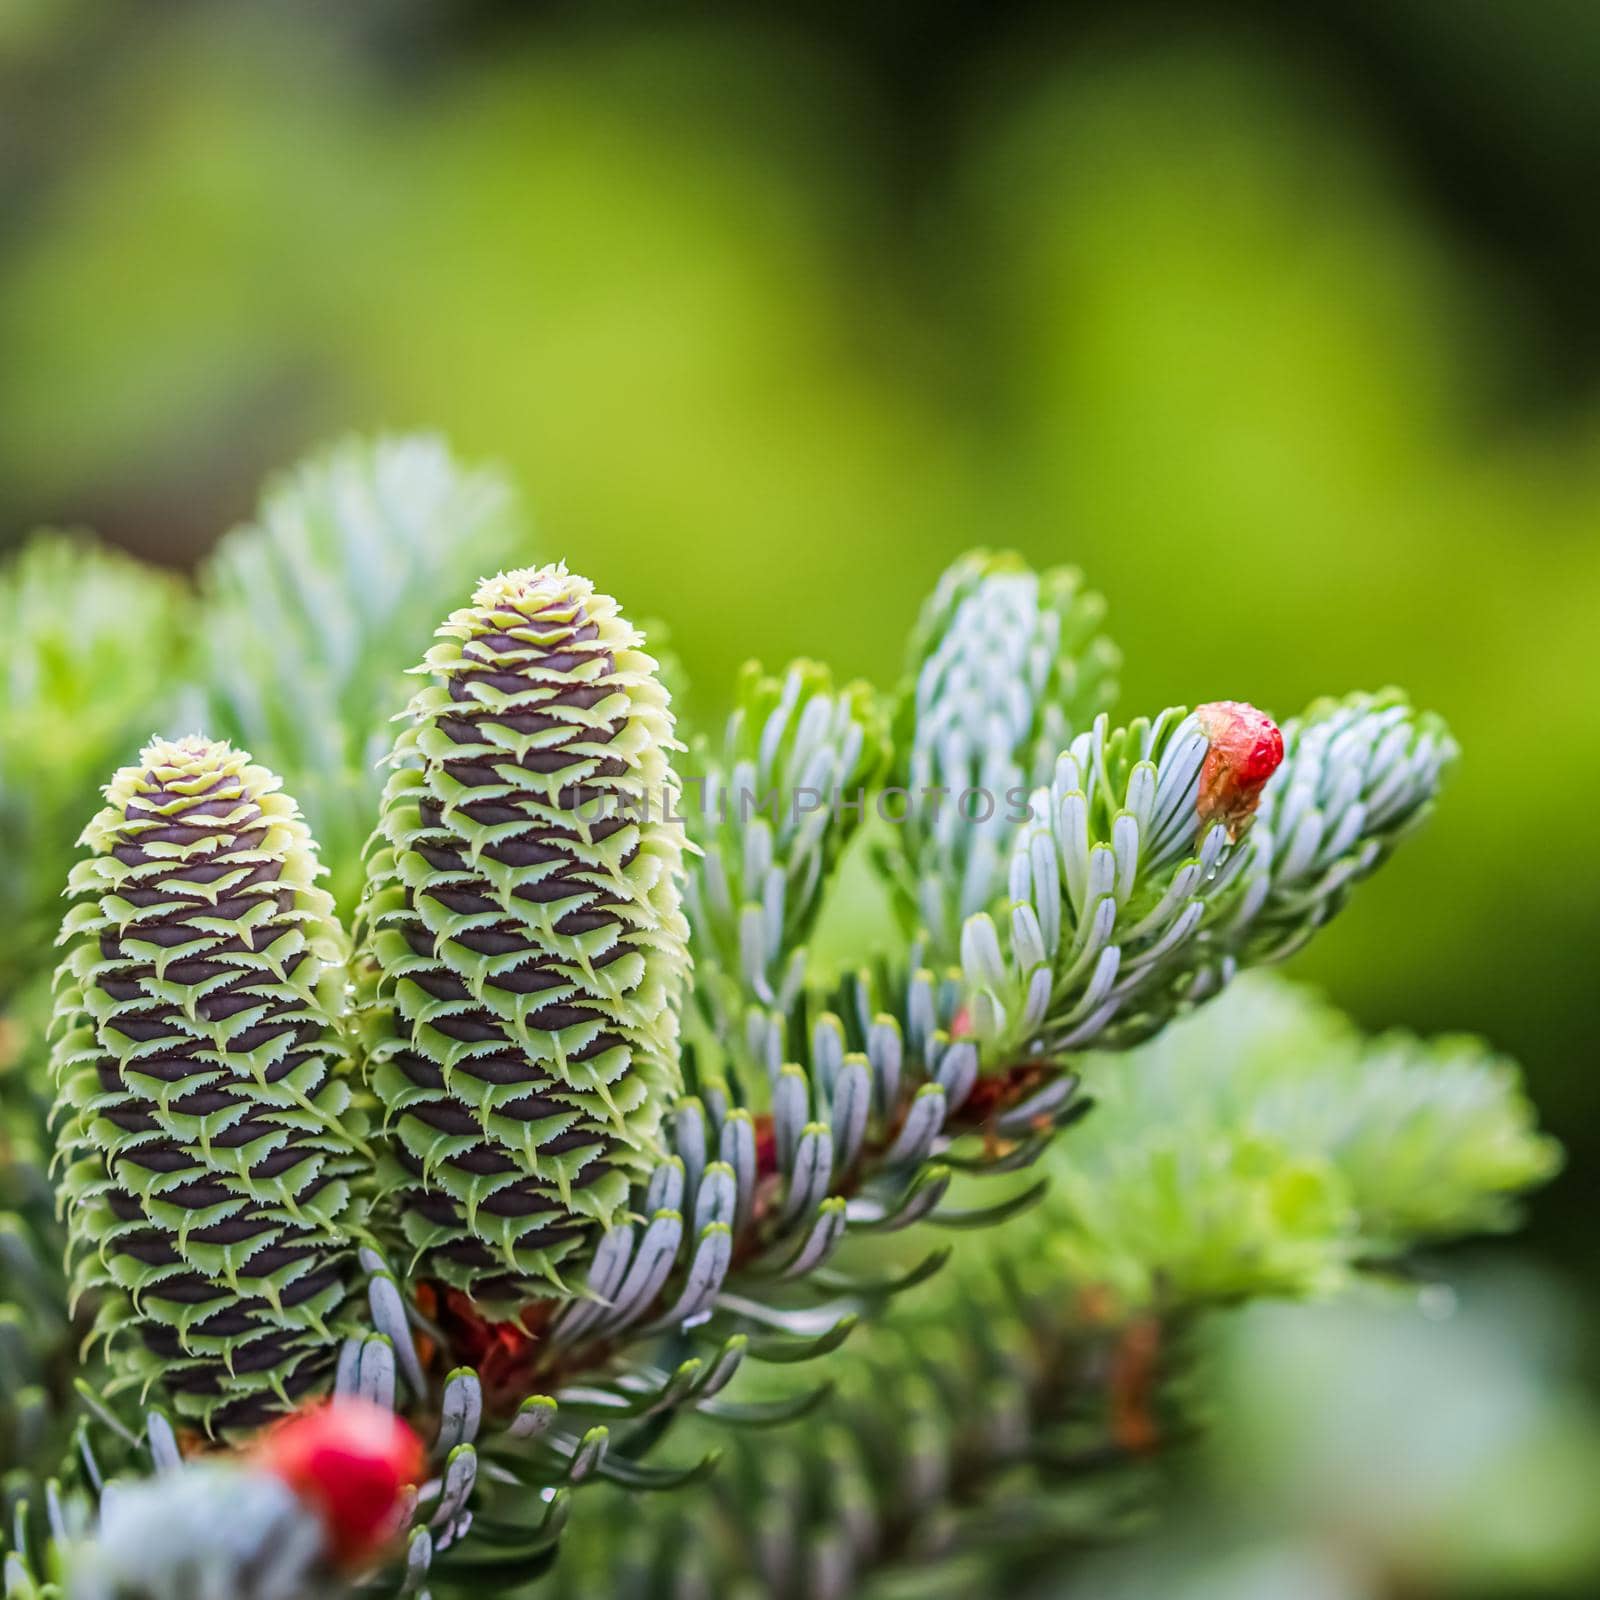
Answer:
(50, 737, 366, 1435)
(357, 565, 689, 1306)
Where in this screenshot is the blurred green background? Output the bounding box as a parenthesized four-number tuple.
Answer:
(2, 2, 1596, 1592)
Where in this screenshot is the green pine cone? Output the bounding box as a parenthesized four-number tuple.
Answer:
(357, 565, 690, 1306)
(49, 737, 367, 1436)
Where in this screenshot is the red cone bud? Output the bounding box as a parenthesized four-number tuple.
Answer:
(256, 1398, 424, 1568)
(1195, 701, 1283, 840)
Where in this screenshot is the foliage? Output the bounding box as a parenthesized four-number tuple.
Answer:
(685, 659, 888, 1032)
(886, 550, 1118, 963)
(1047, 976, 1558, 1308)
(1, 982, 71, 1502)
(0, 538, 184, 996)
(2, 9, 1598, 1190)
(542, 976, 1558, 1599)
(0, 537, 182, 1501)
(0, 437, 1557, 1600)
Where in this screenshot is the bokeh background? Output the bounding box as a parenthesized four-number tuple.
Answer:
(2, 2, 1596, 1593)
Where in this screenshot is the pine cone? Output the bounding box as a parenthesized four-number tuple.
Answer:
(357, 565, 689, 1307)
(50, 737, 366, 1435)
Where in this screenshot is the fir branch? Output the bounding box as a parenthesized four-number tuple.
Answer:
(1185, 688, 1458, 988)
(313, 958, 1072, 1596)
(0, 536, 183, 998)
(2, 513, 1541, 1600)
(960, 692, 1456, 1063)
(1, 985, 78, 1486)
(886, 550, 1119, 964)
(957, 706, 1252, 1061)
(534, 976, 1557, 1600)
(17, 979, 1553, 1600)
(334, 572, 1455, 1594)
(683, 660, 888, 1035)
(546, 1258, 1168, 1600)
(58, 1467, 327, 1600)
(382, 967, 1551, 1596)
(1051, 975, 1557, 1306)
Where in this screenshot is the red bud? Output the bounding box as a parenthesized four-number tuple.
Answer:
(1195, 701, 1283, 840)
(256, 1398, 424, 1568)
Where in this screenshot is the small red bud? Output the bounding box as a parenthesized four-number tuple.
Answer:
(753, 1114, 778, 1178)
(256, 1398, 425, 1568)
(1195, 701, 1283, 840)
